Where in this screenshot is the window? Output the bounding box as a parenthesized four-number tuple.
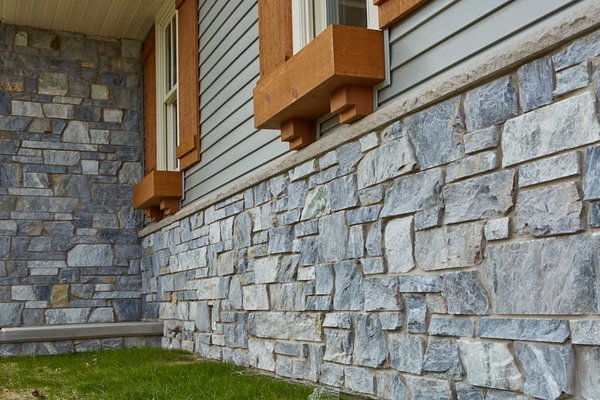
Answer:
(291, 0, 379, 53)
(156, 1, 179, 171)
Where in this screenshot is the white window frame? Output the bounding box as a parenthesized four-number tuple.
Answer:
(155, 0, 179, 171)
(292, 0, 379, 54)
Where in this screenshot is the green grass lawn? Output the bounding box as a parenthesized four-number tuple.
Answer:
(0, 347, 353, 400)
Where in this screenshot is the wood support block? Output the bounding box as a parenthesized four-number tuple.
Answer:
(330, 85, 374, 124)
(160, 198, 180, 216)
(281, 119, 316, 150)
(146, 207, 164, 222)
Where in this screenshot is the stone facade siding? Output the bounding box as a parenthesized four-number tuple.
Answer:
(0, 24, 145, 328)
(141, 30, 600, 399)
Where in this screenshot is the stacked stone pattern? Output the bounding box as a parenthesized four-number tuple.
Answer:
(141, 30, 600, 400)
(0, 24, 145, 330)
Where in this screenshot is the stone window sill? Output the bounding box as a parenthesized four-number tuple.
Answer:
(133, 170, 183, 221)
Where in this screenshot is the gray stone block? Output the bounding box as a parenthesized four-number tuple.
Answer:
(517, 57, 554, 112)
(388, 334, 423, 374)
(519, 152, 581, 188)
(301, 185, 330, 220)
(405, 295, 427, 333)
(588, 202, 600, 227)
(516, 182, 582, 236)
(45, 308, 89, 325)
(458, 340, 523, 391)
(465, 76, 518, 131)
(404, 376, 452, 400)
(399, 275, 440, 293)
(455, 384, 484, 400)
(554, 62, 589, 96)
(516, 343, 574, 400)
(502, 92, 600, 166)
(584, 145, 600, 200)
(440, 271, 489, 315)
(428, 316, 474, 337)
(0, 303, 24, 327)
(242, 285, 269, 310)
(577, 346, 600, 400)
(67, 244, 113, 266)
(324, 329, 353, 364)
(423, 338, 464, 380)
(381, 168, 444, 217)
(249, 312, 321, 342)
(444, 171, 515, 224)
(404, 97, 464, 169)
(414, 207, 443, 231)
(447, 150, 498, 183)
(319, 212, 348, 262)
(571, 320, 600, 345)
(328, 175, 358, 211)
(268, 226, 293, 254)
(356, 137, 417, 189)
(478, 318, 569, 343)
(333, 261, 364, 311)
(484, 217, 510, 241)
(484, 236, 596, 314)
(415, 222, 484, 271)
(552, 30, 600, 70)
(344, 366, 374, 395)
(364, 277, 401, 311)
(384, 216, 414, 273)
(352, 314, 387, 368)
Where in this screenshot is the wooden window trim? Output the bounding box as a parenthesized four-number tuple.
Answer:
(374, 0, 429, 29)
(254, 0, 385, 150)
(134, 0, 200, 222)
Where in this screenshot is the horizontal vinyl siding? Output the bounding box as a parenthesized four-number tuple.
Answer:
(377, 0, 582, 106)
(184, 0, 289, 205)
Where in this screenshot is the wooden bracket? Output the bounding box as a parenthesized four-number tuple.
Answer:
(330, 85, 374, 124)
(146, 207, 164, 222)
(281, 119, 316, 150)
(160, 198, 181, 216)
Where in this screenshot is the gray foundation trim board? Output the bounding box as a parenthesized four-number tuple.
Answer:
(0, 322, 164, 344)
(140, 0, 600, 236)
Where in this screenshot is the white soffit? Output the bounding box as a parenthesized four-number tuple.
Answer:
(0, 0, 166, 40)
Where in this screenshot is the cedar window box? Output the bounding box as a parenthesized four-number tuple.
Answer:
(253, 24, 385, 150)
(133, 170, 183, 221)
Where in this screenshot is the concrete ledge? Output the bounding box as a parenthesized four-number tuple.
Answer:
(139, 0, 600, 237)
(0, 322, 164, 344)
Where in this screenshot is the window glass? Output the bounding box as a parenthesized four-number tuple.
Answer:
(156, 0, 179, 171)
(292, 0, 374, 54)
(327, 0, 367, 28)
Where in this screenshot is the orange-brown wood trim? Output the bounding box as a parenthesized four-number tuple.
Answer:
(258, 0, 293, 78)
(281, 119, 316, 150)
(133, 170, 183, 210)
(253, 25, 384, 131)
(176, 0, 201, 170)
(175, 0, 186, 9)
(375, 0, 430, 29)
(143, 27, 157, 174)
(330, 85, 374, 124)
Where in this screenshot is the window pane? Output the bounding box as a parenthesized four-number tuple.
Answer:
(172, 15, 177, 86)
(165, 22, 172, 91)
(327, 0, 367, 28)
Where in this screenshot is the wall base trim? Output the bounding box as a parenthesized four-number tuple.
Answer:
(0, 322, 164, 344)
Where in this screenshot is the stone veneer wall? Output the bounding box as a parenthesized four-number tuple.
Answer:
(141, 29, 600, 400)
(0, 24, 146, 328)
